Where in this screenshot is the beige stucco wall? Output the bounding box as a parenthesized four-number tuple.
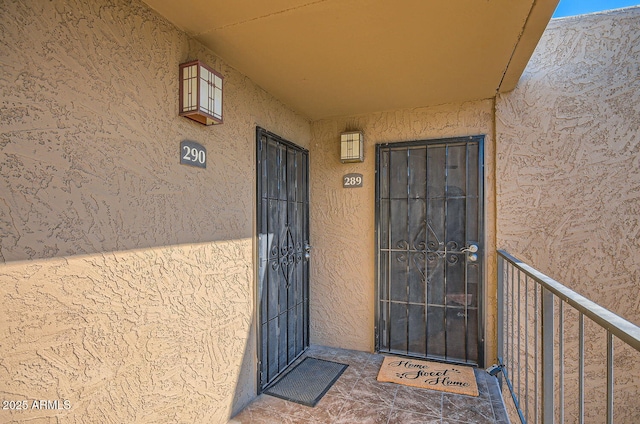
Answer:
(4, 0, 639, 421)
(0, 0, 309, 422)
(497, 7, 640, 324)
(309, 101, 498, 364)
(496, 7, 640, 422)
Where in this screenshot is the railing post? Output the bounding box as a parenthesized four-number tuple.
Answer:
(607, 332, 614, 424)
(579, 313, 584, 424)
(542, 287, 555, 423)
(497, 254, 504, 367)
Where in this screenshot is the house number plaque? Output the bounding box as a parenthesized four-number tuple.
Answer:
(343, 173, 363, 188)
(180, 141, 206, 168)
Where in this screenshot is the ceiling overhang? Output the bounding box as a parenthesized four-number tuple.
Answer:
(142, 0, 559, 120)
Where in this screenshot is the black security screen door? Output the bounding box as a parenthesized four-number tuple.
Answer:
(256, 127, 310, 391)
(376, 136, 484, 366)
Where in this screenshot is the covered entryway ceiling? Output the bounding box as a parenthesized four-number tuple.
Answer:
(142, 0, 559, 120)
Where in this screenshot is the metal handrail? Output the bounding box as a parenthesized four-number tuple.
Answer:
(498, 250, 640, 351)
(497, 250, 640, 424)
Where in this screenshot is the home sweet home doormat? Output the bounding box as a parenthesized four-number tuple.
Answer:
(376, 356, 479, 397)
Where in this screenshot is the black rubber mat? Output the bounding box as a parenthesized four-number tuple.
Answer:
(264, 357, 348, 407)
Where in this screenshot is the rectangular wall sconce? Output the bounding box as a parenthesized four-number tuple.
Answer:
(340, 131, 364, 163)
(179, 60, 223, 125)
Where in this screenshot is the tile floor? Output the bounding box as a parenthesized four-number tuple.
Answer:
(230, 345, 510, 424)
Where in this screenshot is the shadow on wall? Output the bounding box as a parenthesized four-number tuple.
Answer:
(0, 132, 254, 264)
(0, 0, 255, 265)
(231, 314, 259, 418)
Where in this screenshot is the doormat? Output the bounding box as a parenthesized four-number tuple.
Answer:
(264, 357, 348, 407)
(377, 356, 479, 397)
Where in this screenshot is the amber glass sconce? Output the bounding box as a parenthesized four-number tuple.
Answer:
(179, 60, 223, 125)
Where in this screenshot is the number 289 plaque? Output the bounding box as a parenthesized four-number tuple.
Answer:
(343, 173, 363, 188)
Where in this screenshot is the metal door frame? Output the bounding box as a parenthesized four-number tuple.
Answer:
(374, 135, 485, 367)
(255, 127, 310, 392)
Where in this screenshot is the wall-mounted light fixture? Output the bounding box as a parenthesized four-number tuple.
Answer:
(179, 60, 223, 125)
(340, 131, 364, 163)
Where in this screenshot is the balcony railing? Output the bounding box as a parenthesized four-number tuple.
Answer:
(497, 250, 640, 423)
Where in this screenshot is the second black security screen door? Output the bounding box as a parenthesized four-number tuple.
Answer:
(256, 128, 310, 390)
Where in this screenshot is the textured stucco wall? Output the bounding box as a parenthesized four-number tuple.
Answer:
(497, 7, 640, 330)
(496, 8, 640, 422)
(0, 0, 309, 422)
(309, 101, 497, 362)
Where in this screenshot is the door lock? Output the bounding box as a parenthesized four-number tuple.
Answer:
(304, 243, 312, 259)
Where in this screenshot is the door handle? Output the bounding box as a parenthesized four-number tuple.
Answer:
(461, 244, 478, 253)
(304, 243, 311, 259)
(461, 243, 479, 262)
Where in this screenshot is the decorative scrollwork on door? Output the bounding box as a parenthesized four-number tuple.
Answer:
(280, 226, 299, 288)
